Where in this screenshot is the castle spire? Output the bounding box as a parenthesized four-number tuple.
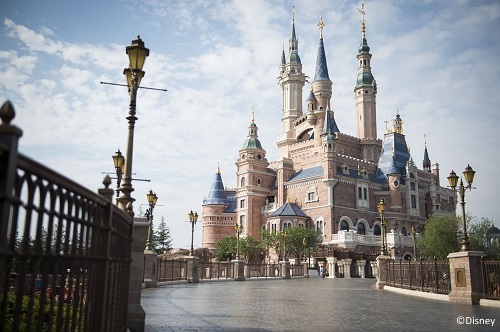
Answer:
(313, 17, 330, 82)
(288, 6, 300, 62)
(423, 134, 431, 172)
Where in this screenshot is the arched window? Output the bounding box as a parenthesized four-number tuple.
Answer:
(240, 177, 246, 187)
(401, 227, 407, 236)
(257, 178, 262, 186)
(357, 223, 366, 235)
(340, 220, 349, 231)
(358, 187, 362, 199)
(374, 224, 381, 236)
(363, 187, 367, 200)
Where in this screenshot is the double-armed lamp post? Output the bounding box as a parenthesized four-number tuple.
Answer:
(116, 36, 150, 217)
(234, 223, 243, 260)
(378, 198, 388, 256)
(145, 190, 158, 251)
(187, 210, 198, 256)
(447, 164, 476, 252)
(112, 149, 125, 198)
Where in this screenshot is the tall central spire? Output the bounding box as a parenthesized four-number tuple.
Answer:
(313, 17, 330, 82)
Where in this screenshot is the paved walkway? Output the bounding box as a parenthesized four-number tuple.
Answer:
(142, 276, 499, 332)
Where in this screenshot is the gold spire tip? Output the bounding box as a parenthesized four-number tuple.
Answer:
(292, 6, 295, 23)
(251, 106, 255, 123)
(217, 163, 220, 174)
(317, 17, 325, 39)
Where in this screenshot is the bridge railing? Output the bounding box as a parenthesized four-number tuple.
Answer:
(0, 101, 133, 331)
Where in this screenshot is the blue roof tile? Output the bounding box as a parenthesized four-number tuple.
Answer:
(269, 202, 308, 218)
(288, 166, 323, 182)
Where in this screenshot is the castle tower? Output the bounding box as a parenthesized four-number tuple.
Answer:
(278, 7, 306, 148)
(311, 17, 333, 145)
(201, 165, 234, 250)
(236, 111, 272, 239)
(354, 4, 377, 140)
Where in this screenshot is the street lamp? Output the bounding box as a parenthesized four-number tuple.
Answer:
(187, 210, 198, 256)
(112, 149, 125, 198)
(116, 36, 150, 217)
(234, 223, 243, 260)
(447, 164, 476, 251)
(145, 190, 158, 251)
(411, 226, 417, 260)
(378, 198, 388, 256)
(282, 230, 288, 261)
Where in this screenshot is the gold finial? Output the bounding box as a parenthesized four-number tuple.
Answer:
(357, 163, 361, 175)
(384, 119, 391, 133)
(408, 145, 411, 153)
(357, 3, 366, 21)
(317, 17, 325, 39)
(252, 106, 255, 123)
(217, 163, 221, 174)
(292, 6, 295, 23)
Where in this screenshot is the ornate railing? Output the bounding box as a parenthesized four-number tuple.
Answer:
(481, 259, 500, 300)
(0, 101, 133, 331)
(155, 258, 188, 282)
(198, 262, 234, 280)
(386, 259, 451, 295)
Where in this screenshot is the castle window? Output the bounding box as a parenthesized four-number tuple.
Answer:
(257, 154, 262, 160)
(410, 182, 416, 191)
(374, 224, 381, 236)
(411, 195, 417, 209)
(306, 186, 318, 203)
(401, 227, 407, 236)
(240, 199, 245, 209)
(410, 173, 415, 179)
(357, 223, 366, 235)
(283, 221, 292, 229)
(316, 220, 324, 235)
(357, 184, 369, 209)
(340, 220, 349, 231)
(240, 215, 245, 229)
(257, 178, 262, 186)
(240, 177, 246, 187)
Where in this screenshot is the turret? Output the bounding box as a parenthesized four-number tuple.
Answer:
(311, 17, 332, 113)
(423, 135, 431, 172)
(354, 3, 377, 140)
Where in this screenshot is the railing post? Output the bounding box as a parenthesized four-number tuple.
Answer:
(0, 101, 23, 277)
(409, 260, 412, 289)
(420, 259, 424, 292)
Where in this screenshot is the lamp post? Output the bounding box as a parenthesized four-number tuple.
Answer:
(447, 164, 476, 251)
(187, 210, 198, 256)
(112, 149, 125, 198)
(234, 223, 243, 260)
(411, 226, 417, 260)
(282, 230, 288, 261)
(145, 190, 158, 251)
(116, 36, 150, 217)
(378, 198, 388, 256)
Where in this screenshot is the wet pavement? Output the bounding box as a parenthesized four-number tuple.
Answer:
(141, 276, 500, 332)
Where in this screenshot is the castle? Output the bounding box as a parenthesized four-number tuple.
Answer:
(201, 9, 455, 263)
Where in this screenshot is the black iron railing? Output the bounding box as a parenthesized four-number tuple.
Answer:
(386, 259, 451, 294)
(0, 101, 133, 331)
(198, 261, 234, 280)
(481, 259, 500, 300)
(155, 258, 188, 282)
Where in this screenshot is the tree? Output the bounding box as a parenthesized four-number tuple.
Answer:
(262, 226, 320, 261)
(214, 236, 237, 261)
(240, 236, 265, 263)
(418, 213, 499, 260)
(417, 215, 460, 260)
(153, 216, 173, 254)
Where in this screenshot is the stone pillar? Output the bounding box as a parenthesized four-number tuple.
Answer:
(128, 217, 149, 332)
(232, 259, 245, 281)
(370, 261, 378, 278)
(342, 259, 353, 278)
(143, 251, 158, 288)
(302, 261, 309, 278)
(267, 264, 274, 277)
(336, 261, 343, 277)
(357, 260, 366, 278)
(447, 251, 484, 305)
(280, 261, 291, 279)
(244, 264, 250, 279)
(326, 257, 337, 278)
(375, 255, 391, 289)
(185, 256, 199, 283)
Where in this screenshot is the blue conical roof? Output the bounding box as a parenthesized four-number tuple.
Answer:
(322, 109, 339, 135)
(203, 170, 228, 206)
(269, 202, 308, 218)
(313, 38, 330, 81)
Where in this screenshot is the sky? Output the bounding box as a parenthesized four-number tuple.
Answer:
(1, 0, 499, 249)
